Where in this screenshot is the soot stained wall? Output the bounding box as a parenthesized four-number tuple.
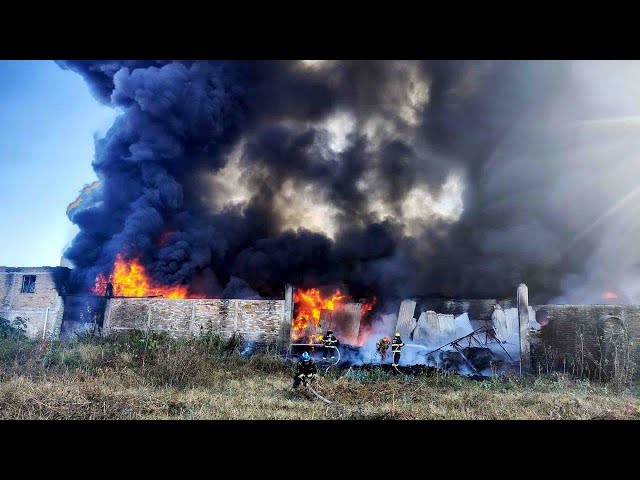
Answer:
(418, 298, 514, 323)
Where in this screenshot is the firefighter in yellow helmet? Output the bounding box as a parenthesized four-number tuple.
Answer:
(391, 332, 404, 368)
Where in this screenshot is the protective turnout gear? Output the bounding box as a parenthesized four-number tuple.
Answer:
(321, 330, 339, 360)
(391, 334, 404, 368)
(376, 336, 391, 360)
(293, 354, 318, 388)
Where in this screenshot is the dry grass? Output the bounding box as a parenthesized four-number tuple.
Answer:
(0, 334, 639, 419)
(2, 369, 639, 420)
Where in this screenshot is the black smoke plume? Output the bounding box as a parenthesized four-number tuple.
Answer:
(59, 60, 640, 305)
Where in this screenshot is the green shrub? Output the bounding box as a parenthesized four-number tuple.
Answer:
(0, 317, 28, 342)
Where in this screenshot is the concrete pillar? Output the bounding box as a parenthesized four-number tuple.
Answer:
(412, 310, 432, 343)
(396, 299, 417, 340)
(380, 313, 398, 337)
(517, 283, 531, 375)
(278, 284, 293, 354)
(102, 298, 112, 336)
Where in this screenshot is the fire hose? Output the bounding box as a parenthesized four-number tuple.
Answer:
(306, 382, 333, 404)
(390, 344, 432, 373)
(323, 346, 341, 373)
(296, 373, 335, 405)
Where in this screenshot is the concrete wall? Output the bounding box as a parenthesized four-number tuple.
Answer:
(103, 297, 287, 345)
(0, 267, 67, 339)
(418, 298, 513, 323)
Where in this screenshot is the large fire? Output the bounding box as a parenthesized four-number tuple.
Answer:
(361, 296, 377, 317)
(292, 288, 347, 341)
(292, 287, 377, 342)
(602, 291, 619, 300)
(92, 254, 188, 299)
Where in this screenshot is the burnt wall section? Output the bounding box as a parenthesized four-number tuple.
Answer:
(332, 303, 362, 345)
(417, 298, 513, 324)
(60, 295, 108, 338)
(0, 267, 69, 339)
(396, 299, 417, 338)
(104, 297, 286, 345)
(531, 304, 640, 377)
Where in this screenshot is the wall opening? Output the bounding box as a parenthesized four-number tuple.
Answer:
(20, 275, 36, 293)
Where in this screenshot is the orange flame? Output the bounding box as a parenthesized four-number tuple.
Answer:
(361, 296, 377, 317)
(67, 181, 100, 215)
(603, 291, 619, 300)
(92, 253, 188, 299)
(292, 287, 347, 341)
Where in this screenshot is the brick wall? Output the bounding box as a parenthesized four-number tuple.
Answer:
(104, 297, 287, 344)
(0, 267, 66, 339)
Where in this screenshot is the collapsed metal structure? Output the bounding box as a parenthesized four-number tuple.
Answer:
(422, 324, 515, 374)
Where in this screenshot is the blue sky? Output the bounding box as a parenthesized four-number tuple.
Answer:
(0, 60, 118, 266)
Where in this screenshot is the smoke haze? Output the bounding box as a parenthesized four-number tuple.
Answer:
(58, 60, 640, 305)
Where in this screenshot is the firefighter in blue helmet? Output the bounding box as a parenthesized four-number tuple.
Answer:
(321, 329, 339, 361)
(391, 332, 404, 368)
(293, 351, 317, 388)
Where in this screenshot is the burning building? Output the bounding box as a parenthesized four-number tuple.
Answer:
(3, 263, 639, 380)
(17, 60, 638, 377)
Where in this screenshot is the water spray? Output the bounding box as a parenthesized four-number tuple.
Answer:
(403, 343, 429, 350)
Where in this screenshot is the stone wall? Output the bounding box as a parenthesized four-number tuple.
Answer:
(531, 303, 640, 374)
(0, 267, 68, 339)
(103, 297, 287, 345)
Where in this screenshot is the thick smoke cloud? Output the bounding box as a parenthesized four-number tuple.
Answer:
(59, 60, 640, 305)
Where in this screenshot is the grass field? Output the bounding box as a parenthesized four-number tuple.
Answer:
(1, 322, 639, 419)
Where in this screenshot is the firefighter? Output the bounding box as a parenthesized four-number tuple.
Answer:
(376, 336, 391, 360)
(105, 282, 114, 298)
(321, 329, 339, 361)
(391, 332, 404, 368)
(293, 351, 318, 388)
